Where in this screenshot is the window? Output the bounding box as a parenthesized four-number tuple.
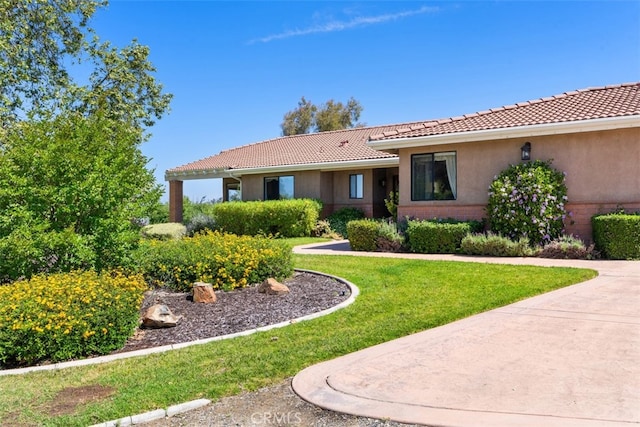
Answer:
(264, 176, 294, 200)
(226, 183, 241, 201)
(349, 174, 364, 199)
(411, 152, 457, 201)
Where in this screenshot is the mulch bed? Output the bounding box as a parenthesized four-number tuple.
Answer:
(114, 271, 351, 353)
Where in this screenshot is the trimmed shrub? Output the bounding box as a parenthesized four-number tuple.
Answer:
(0, 271, 147, 367)
(406, 219, 477, 254)
(212, 199, 320, 237)
(460, 233, 536, 257)
(186, 213, 217, 236)
(592, 213, 640, 259)
(538, 235, 596, 259)
(327, 207, 365, 238)
(133, 231, 293, 292)
(141, 222, 187, 240)
(487, 160, 568, 245)
(347, 220, 380, 251)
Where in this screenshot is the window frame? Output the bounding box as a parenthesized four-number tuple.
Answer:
(226, 183, 241, 202)
(264, 175, 294, 200)
(411, 151, 457, 201)
(349, 173, 364, 199)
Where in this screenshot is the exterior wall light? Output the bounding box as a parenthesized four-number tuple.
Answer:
(521, 142, 532, 161)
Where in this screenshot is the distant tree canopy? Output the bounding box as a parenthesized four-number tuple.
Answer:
(281, 96, 363, 136)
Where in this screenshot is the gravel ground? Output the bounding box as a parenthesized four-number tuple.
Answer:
(116, 271, 350, 353)
(142, 378, 420, 427)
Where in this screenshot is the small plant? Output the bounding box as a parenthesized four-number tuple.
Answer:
(460, 233, 537, 257)
(487, 160, 568, 246)
(376, 220, 405, 252)
(538, 235, 596, 259)
(327, 207, 365, 238)
(384, 191, 399, 221)
(311, 220, 341, 239)
(186, 213, 217, 236)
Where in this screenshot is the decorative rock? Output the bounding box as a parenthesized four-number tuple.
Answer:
(141, 304, 181, 328)
(258, 278, 289, 295)
(193, 282, 217, 303)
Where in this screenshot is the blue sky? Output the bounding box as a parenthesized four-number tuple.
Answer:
(92, 1, 639, 202)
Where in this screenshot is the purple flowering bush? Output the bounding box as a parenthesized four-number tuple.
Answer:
(487, 160, 568, 246)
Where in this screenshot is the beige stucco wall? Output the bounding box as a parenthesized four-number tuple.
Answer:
(399, 127, 640, 208)
(397, 127, 640, 241)
(240, 170, 323, 201)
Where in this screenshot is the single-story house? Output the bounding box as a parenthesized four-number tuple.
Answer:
(166, 82, 640, 242)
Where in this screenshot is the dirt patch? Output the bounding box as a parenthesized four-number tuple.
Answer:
(43, 384, 116, 417)
(114, 271, 351, 353)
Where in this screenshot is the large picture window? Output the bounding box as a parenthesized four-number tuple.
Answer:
(264, 176, 294, 200)
(411, 152, 457, 201)
(349, 174, 364, 199)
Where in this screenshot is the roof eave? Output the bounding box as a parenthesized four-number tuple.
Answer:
(367, 115, 640, 150)
(165, 157, 399, 181)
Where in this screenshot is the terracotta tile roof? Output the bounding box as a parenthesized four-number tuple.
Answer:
(168, 83, 639, 175)
(167, 123, 413, 174)
(369, 83, 640, 141)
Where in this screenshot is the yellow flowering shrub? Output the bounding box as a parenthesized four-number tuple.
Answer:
(133, 230, 293, 292)
(0, 271, 147, 368)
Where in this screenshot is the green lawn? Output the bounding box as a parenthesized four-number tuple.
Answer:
(0, 254, 596, 426)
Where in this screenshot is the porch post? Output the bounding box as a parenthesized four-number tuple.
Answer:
(169, 180, 183, 223)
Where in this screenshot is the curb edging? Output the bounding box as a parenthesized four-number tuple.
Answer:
(88, 399, 211, 427)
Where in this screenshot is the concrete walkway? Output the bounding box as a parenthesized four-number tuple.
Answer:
(292, 241, 640, 427)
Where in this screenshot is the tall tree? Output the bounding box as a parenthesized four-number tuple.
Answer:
(281, 96, 316, 136)
(0, 0, 172, 132)
(0, 0, 172, 278)
(281, 96, 363, 136)
(315, 97, 363, 133)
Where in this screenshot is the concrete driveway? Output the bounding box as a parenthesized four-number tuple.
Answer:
(292, 242, 640, 427)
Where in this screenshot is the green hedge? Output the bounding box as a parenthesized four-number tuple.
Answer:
(347, 220, 380, 251)
(0, 271, 147, 367)
(592, 213, 640, 259)
(406, 219, 479, 254)
(133, 231, 293, 292)
(347, 219, 405, 252)
(211, 199, 320, 237)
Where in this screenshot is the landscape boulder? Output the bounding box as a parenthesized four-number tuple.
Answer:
(193, 281, 217, 303)
(141, 304, 181, 328)
(258, 278, 289, 295)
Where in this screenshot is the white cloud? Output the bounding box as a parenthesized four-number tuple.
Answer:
(249, 5, 439, 44)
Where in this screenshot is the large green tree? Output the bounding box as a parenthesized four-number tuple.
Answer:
(0, 0, 172, 131)
(0, 0, 172, 279)
(0, 112, 163, 278)
(281, 96, 363, 136)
